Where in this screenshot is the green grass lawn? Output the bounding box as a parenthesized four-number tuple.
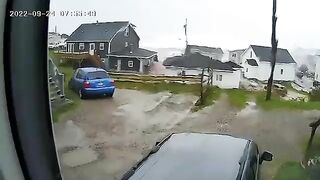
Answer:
(225, 89, 250, 109)
(274, 162, 308, 180)
(256, 92, 320, 110)
(274, 135, 320, 180)
(52, 65, 80, 122)
(50, 51, 81, 122)
(191, 87, 222, 112)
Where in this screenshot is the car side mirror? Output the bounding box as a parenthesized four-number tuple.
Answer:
(259, 151, 273, 164)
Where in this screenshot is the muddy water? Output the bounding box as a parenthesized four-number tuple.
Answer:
(54, 89, 320, 180)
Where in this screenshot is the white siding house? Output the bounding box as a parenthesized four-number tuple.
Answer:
(240, 45, 297, 81)
(229, 49, 245, 64)
(163, 53, 242, 89)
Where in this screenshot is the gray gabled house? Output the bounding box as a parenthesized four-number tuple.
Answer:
(65, 21, 157, 73)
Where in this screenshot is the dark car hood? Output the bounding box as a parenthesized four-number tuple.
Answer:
(128, 133, 249, 180)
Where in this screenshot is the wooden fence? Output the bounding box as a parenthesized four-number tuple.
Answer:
(108, 72, 201, 84)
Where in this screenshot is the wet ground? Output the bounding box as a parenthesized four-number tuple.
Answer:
(53, 89, 320, 180)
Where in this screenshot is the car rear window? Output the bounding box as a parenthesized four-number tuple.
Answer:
(87, 71, 110, 80)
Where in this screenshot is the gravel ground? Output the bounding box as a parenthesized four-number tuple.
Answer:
(53, 89, 320, 180)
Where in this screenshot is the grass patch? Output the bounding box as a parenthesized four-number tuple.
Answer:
(256, 92, 320, 110)
(192, 87, 222, 112)
(274, 162, 308, 180)
(115, 81, 201, 96)
(301, 134, 320, 158)
(49, 51, 80, 122)
(225, 89, 250, 109)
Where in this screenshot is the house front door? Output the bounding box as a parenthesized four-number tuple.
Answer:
(117, 59, 121, 71)
(89, 43, 95, 55)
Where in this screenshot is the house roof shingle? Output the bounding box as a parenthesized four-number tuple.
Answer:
(163, 53, 235, 71)
(185, 45, 224, 55)
(246, 59, 258, 66)
(225, 61, 243, 69)
(251, 45, 296, 64)
(66, 21, 130, 42)
(109, 48, 157, 59)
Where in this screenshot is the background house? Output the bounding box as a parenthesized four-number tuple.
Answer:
(241, 45, 297, 81)
(163, 53, 241, 89)
(185, 45, 224, 61)
(65, 21, 157, 73)
(48, 32, 67, 50)
(229, 49, 245, 64)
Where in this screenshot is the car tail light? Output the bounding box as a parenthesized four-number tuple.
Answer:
(83, 80, 90, 88)
(110, 80, 115, 86)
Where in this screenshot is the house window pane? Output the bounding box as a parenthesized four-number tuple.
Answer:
(216, 75, 219, 81)
(281, 69, 284, 75)
(79, 43, 84, 50)
(128, 61, 134, 67)
(246, 68, 248, 72)
(124, 27, 129, 37)
(219, 75, 222, 81)
(250, 51, 252, 58)
(99, 43, 104, 50)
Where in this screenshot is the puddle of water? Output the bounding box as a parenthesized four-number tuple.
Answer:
(62, 147, 98, 167)
(237, 101, 257, 117)
(54, 120, 89, 150)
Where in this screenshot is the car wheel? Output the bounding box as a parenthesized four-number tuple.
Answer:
(79, 90, 86, 99)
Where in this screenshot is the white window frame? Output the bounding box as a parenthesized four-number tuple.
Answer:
(280, 69, 284, 75)
(219, 75, 222, 81)
(99, 43, 104, 50)
(216, 75, 219, 81)
(124, 27, 129, 37)
(128, 60, 134, 67)
(250, 51, 253, 58)
(79, 43, 84, 50)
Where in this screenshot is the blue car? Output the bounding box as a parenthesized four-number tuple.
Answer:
(68, 67, 115, 99)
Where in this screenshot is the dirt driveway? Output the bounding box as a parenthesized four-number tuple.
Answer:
(53, 89, 320, 180)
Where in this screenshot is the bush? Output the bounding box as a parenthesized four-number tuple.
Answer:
(310, 89, 320, 102)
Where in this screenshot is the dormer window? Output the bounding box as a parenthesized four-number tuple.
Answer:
(124, 27, 129, 37)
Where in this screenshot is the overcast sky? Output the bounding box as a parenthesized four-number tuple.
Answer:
(49, 0, 320, 50)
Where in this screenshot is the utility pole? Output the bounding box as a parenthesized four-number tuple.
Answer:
(266, 0, 278, 101)
(183, 18, 188, 48)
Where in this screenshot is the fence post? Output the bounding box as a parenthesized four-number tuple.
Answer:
(200, 68, 205, 104)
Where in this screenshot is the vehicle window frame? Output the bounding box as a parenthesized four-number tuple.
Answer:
(249, 142, 259, 180)
(76, 70, 84, 79)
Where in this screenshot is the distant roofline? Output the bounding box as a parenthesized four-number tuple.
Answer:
(250, 44, 288, 51)
(187, 44, 222, 49)
(80, 21, 129, 25)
